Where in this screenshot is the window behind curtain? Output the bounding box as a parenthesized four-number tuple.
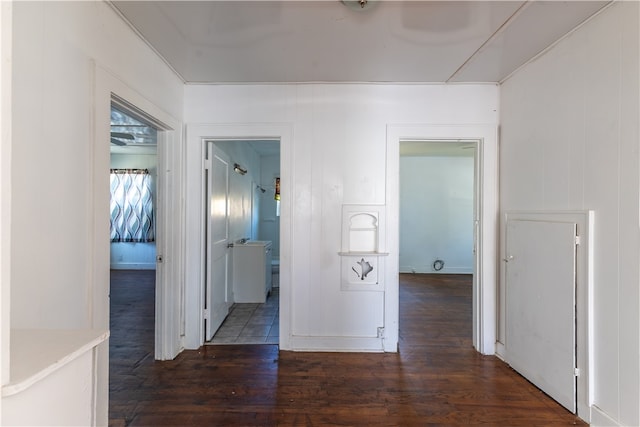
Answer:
(110, 168, 155, 242)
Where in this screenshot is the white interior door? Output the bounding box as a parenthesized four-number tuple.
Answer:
(505, 219, 577, 413)
(205, 142, 231, 341)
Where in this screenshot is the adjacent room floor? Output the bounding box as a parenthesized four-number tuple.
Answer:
(109, 271, 586, 426)
(207, 288, 279, 345)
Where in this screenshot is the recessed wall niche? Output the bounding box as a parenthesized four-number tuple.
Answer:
(339, 205, 388, 291)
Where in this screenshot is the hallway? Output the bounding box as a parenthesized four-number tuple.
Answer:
(109, 271, 585, 426)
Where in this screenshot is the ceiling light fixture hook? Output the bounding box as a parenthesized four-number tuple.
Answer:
(341, 0, 373, 11)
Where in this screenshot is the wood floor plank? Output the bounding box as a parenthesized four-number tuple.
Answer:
(109, 271, 586, 426)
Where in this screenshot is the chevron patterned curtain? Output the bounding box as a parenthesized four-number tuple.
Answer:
(110, 169, 155, 243)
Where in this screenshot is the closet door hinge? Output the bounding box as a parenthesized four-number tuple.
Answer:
(203, 308, 210, 321)
(575, 235, 581, 245)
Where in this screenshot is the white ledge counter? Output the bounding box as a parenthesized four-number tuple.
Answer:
(2, 329, 109, 426)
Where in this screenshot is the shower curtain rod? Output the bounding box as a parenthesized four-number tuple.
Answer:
(110, 168, 150, 174)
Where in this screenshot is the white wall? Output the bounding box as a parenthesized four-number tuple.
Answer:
(110, 152, 157, 270)
(1, 0, 13, 401)
(185, 84, 498, 350)
(7, 1, 184, 424)
(11, 0, 182, 327)
(258, 154, 281, 261)
(399, 155, 474, 274)
(499, 2, 639, 425)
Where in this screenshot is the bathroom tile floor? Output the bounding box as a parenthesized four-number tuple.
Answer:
(208, 287, 279, 345)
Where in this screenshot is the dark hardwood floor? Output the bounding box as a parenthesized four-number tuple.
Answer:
(109, 271, 585, 426)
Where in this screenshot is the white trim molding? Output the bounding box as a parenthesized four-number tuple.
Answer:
(288, 336, 384, 353)
(590, 405, 621, 427)
(1, 0, 13, 388)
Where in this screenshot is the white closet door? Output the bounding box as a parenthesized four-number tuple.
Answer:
(505, 219, 577, 413)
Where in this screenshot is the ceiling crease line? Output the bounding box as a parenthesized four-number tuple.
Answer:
(446, 1, 532, 83)
(106, 0, 187, 84)
(498, 0, 615, 85)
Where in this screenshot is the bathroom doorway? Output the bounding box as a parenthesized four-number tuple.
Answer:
(203, 139, 282, 345)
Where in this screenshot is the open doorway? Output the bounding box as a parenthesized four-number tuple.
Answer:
(108, 101, 161, 372)
(106, 93, 182, 360)
(109, 104, 158, 271)
(202, 139, 282, 345)
(108, 100, 163, 417)
(183, 123, 291, 351)
(398, 140, 477, 345)
(399, 141, 476, 276)
(385, 124, 498, 354)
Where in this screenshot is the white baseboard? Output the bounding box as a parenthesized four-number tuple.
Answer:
(110, 262, 156, 270)
(289, 335, 384, 352)
(494, 341, 506, 361)
(399, 266, 473, 274)
(590, 405, 621, 427)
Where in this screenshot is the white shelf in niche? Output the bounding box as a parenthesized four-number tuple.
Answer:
(338, 251, 389, 256)
(339, 205, 386, 291)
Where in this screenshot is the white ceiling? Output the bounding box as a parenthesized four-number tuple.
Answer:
(111, 0, 610, 84)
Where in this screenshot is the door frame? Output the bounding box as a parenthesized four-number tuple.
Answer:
(183, 123, 292, 350)
(93, 65, 184, 362)
(385, 124, 498, 354)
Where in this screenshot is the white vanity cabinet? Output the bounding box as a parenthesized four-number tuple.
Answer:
(232, 241, 272, 303)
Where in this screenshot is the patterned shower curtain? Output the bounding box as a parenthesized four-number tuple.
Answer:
(110, 169, 155, 242)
